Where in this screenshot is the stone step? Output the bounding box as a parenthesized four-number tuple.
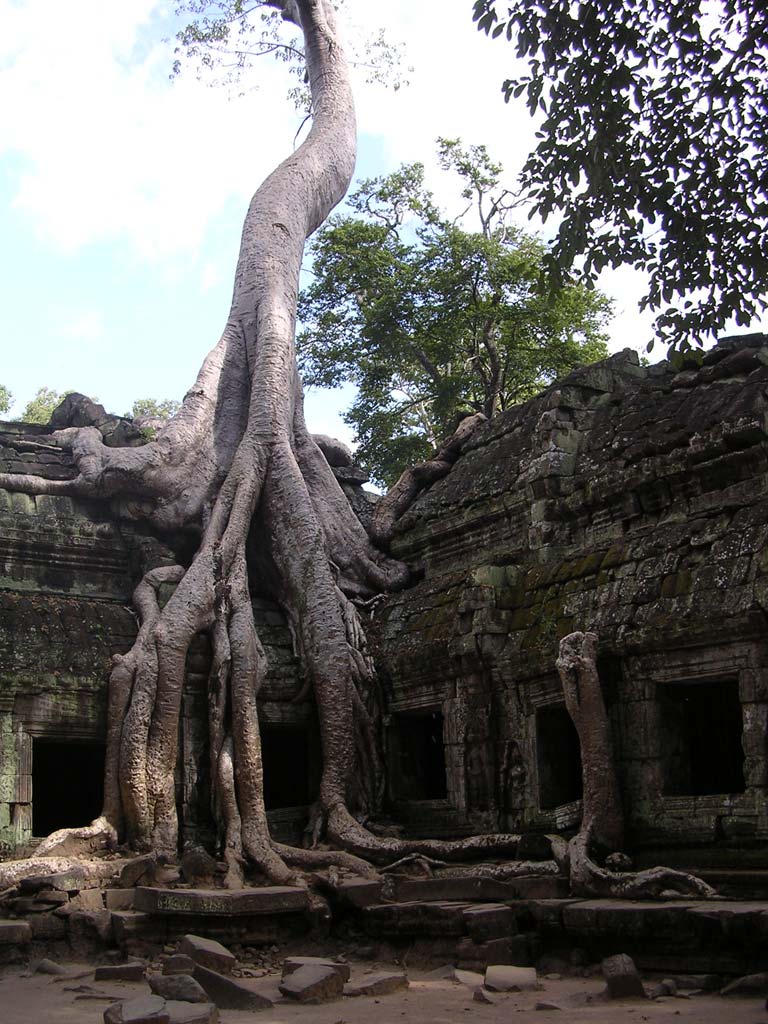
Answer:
(134, 886, 309, 916)
(334, 873, 566, 910)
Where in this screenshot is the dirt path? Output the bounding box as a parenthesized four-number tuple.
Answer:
(2, 962, 767, 1024)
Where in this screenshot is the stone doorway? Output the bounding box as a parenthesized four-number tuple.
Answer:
(32, 738, 105, 837)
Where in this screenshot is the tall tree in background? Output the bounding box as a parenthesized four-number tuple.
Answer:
(0, 386, 11, 417)
(300, 140, 611, 486)
(0, 0, 519, 887)
(22, 388, 73, 424)
(473, 0, 768, 354)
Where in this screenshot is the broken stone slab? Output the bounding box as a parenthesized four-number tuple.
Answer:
(178, 935, 235, 975)
(535, 1001, 563, 1011)
(19, 869, 88, 894)
(137, 885, 308, 916)
(103, 995, 170, 1024)
(192, 964, 273, 1011)
(149, 974, 208, 1003)
(473, 988, 494, 1004)
(95, 963, 147, 982)
(34, 958, 69, 976)
(484, 965, 540, 992)
(452, 968, 485, 988)
(56, 888, 105, 914)
(721, 971, 768, 996)
(165, 1002, 218, 1024)
(282, 956, 350, 983)
(343, 972, 408, 997)
(119, 855, 159, 889)
(602, 954, 647, 1000)
(163, 955, 197, 976)
(278, 963, 345, 1003)
(0, 920, 32, 945)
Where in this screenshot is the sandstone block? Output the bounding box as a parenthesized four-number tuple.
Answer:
(163, 955, 197, 976)
(103, 995, 169, 1024)
(279, 963, 345, 1003)
(463, 904, 516, 943)
(721, 971, 768, 996)
(149, 974, 208, 1003)
(602, 954, 646, 999)
(192, 964, 272, 1011)
(484, 965, 539, 992)
(282, 956, 350, 982)
(165, 1002, 218, 1024)
(452, 968, 485, 988)
(178, 935, 235, 975)
(473, 988, 494, 1004)
(343, 971, 408, 997)
(95, 963, 147, 982)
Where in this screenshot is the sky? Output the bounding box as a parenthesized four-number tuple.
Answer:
(0, 0, 761, 446)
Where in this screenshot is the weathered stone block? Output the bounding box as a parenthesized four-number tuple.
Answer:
(149, 973, 209, 1003)
(95, 963, 147, 982)
(602, 954, 646, 999)
(137, 886, 308, 916)
(165, 1002, 218, 1024)
(344, 971, 408, 997)
(463, 905, 516, 943)
(163, 954, 197, 976)
(178, 935, 235, 975)
(104, 995, 169, 1024)
(0, 920, 31, 945)
(282, 956, 350, 982)
(192, 965, 272, 1010)
(484, 965, 539, 992)
(279, 963, 345, 1003)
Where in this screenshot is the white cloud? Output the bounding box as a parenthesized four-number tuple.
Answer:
(0, 0, 297, 260)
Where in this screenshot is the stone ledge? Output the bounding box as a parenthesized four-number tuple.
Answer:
(134, 886, 309, 916)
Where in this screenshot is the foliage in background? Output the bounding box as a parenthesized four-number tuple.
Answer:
(0, 386, 12, 417)
(21, 387, 73, 424)
(130, 398, 182, 420)
(299, 140, 611, 487)
(473, 0, 768, 356)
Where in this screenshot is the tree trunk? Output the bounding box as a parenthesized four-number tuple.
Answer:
(0, 0, 521, 885)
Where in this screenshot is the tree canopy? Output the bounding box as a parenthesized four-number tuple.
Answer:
(0, 386, 11, 417)
(130, 398, 182, 421)
(473, 0, 768, 354)
(21, 387, 73, 424)
(299, 139, 611, 486)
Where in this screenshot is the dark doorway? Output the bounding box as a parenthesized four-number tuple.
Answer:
(389, 709, 447, 801)
(537, 704, 583, 810)
(660, 680, 745, 796)
(260, 726, 310, 809)
(32, 739, 105, 837)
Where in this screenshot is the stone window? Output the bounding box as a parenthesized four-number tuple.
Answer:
(389, 708, 447, 801)
(536, 704, 583, 810)
(32, 738, 105, 837)
(260, 726, 311, 810)
(659, 679, 745, 796)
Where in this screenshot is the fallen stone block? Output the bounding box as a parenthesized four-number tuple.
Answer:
(34, 958, 69, 976)
(279, 963, 345, 1003)
(344, 971, 408, 997)
(163, 955, 197, 976)
(192, 964, 272, 1011)
(535, 1001, 562, 1011)
(473, 988, 494, 1004)
(178, 935, 235, 975)
(484, 965, 540, 992)
(0, 920, 32, 945)
(149, 974, 208, 1003)
(602, 954, 646, 1000)
(19, 870, 87, 894)
(95, 963, 147, 982)
(282, 956, 350, 983)
(165, 1002, 218, 1024)
(452, 968, 485, 988)
(722, 972, 768, 996)
(104, 994, 170, 1024)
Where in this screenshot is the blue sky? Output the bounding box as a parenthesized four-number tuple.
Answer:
(1, 1, 759, 445)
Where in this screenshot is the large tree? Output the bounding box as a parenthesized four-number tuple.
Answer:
(472, 0, 768, 354)
(0, 0, 520, 887)
(299, 140, 611, 487)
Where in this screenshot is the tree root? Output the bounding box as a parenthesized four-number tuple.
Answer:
(0, 856, 128, 891)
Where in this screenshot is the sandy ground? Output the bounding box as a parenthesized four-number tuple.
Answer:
(2, 960, 768, 1024)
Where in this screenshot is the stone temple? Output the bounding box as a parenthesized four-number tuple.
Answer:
(2, 334, 768, 969)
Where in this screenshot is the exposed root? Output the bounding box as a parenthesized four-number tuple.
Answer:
(0, 856, 127, 891)
(566, 829, 717, 898)
(35, 817, 118, 859)
(371, 412, 487, 546)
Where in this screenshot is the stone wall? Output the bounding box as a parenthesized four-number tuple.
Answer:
(377, 334, 768, 862)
